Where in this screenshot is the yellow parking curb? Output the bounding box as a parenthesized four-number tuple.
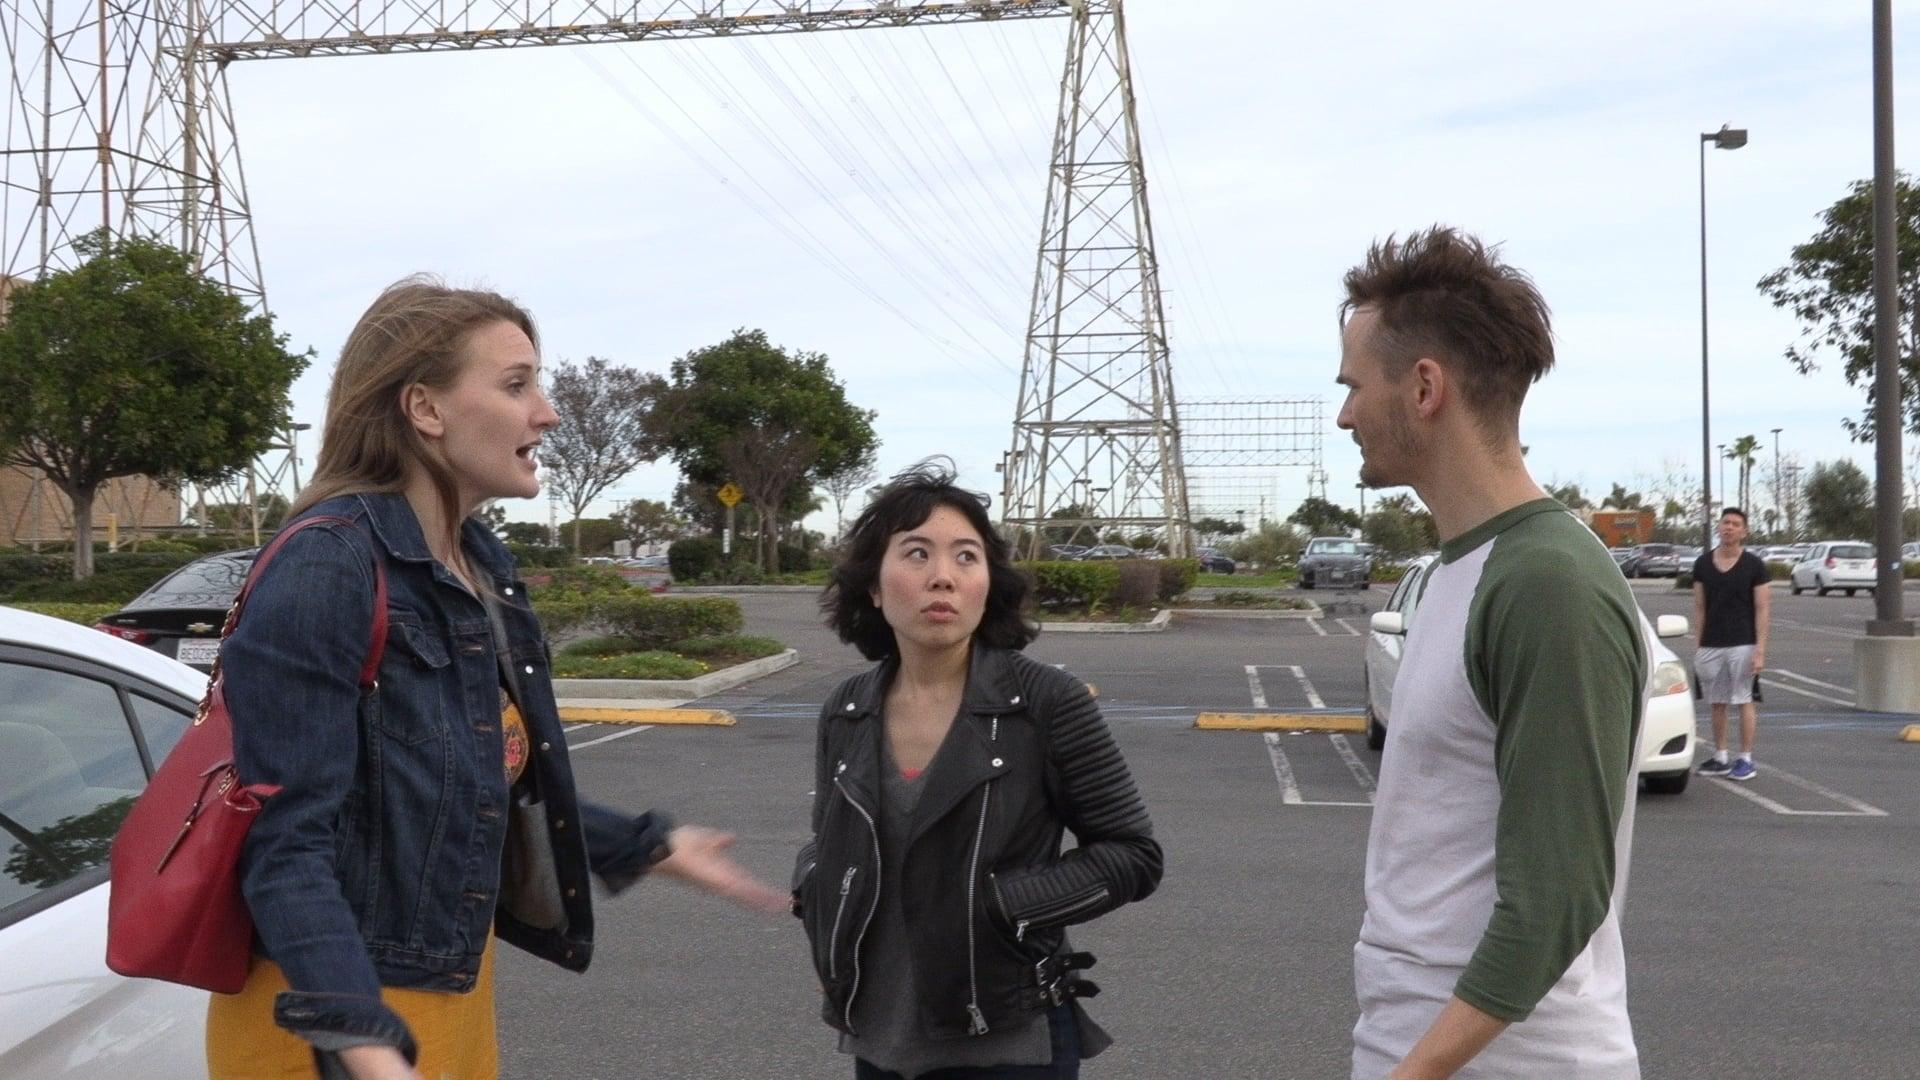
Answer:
(1900, 724, 1920, 743)
(559, 706, 734, 726)
(1195, 712, 1367, 733)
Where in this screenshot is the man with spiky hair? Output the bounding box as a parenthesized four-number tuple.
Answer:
(1336, 227, 1650, 1079)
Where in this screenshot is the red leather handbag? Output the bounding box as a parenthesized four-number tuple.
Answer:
(106, 515, 387, 993)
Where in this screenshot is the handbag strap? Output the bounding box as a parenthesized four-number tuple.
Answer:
(209, 515, 388, 691)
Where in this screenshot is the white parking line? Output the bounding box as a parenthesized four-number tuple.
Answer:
(568, 726, 652, 751)
(1770, 669, 1855, 695)
(1263, 732, 1302, 803)
(1305, 619, 1329, 636)
(1262, 732, 1372, 808)
(1773, 618, 1863, 640)
(1758, 677, 1855, 708)
(1708, 763, 1887, 817)
(1244, 665, 1268, 709)
(1288, 665, 1327, 710)
(1333, 618, 1362, 637)
(1764, 764, 1888, 816)
(563, 723, 591, 733)
(1328, 734, 1376, 799)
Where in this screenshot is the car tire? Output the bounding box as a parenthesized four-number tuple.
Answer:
(1363, 674, 1386, 752)
(1791, 580, 1803, 596)
(1301, 572, 1314, 590)
(1846, 588, 1856, 597)
(1644, 770, 1689, 796)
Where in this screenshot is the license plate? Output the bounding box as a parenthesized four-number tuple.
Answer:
(175, 638, 221, 665)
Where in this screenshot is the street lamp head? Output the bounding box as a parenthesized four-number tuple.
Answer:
(1703, 124, 1748, 150)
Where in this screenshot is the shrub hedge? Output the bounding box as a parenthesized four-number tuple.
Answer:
(532, 593, 743, 650)
(668, 537, 723, 581)
(5, 601, 121, 625)
(1027, 561, 1121, 610)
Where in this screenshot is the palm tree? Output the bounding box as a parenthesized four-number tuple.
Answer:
(1726, 435, 1761, 512)
(1603, 484, 1644, 510)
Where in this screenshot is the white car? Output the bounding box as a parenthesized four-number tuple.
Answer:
(0, 605, 207, 1078)
(1362, 556, 1697, 795)
(1789, 541, 1876, 597)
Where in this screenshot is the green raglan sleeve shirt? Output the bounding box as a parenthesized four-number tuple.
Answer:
(1454, 523, 1647, 1022)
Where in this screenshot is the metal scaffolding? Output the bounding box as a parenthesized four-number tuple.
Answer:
(999, 0, 1188, 558)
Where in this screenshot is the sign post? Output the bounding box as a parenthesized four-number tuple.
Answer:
(717, 482, 743, 558)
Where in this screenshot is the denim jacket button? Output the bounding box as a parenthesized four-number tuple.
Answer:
(553, 819, 565, 830)
(540, 741, 551, 752)
(567, 887, 577, 898)
(504, 587, 514, 596)
(524, 664, 534, 675)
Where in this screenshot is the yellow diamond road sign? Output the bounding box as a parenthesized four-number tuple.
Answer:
(717, 482, 743, 508)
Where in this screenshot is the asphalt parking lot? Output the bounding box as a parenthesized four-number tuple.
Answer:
(498, 583, 1920, 1079)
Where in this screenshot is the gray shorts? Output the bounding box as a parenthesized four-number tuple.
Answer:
(1695, 645, 1756, 705)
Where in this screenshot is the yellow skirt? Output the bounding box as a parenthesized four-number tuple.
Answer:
(206, 935, 500, 1080)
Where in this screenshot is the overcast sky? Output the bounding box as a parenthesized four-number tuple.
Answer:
(225, 0, 1915, 536)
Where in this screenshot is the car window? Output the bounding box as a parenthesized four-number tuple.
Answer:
(1308, 540, 1361, 556)
(128, 692, 193, 768)
(1830, 544, 1873, 560)
(0, 662, 147, 916)
(1394, 562, 1430, 622)
(122, 552, 254, 611)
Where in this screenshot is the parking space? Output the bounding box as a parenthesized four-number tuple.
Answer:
(507, 589, 1920, 1079)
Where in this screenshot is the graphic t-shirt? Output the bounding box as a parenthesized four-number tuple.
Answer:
(1691, 549, 1769, 648)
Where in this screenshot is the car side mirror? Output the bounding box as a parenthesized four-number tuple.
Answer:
(1655, 614, 1689, 639)
(1370, 611, 1406, 636)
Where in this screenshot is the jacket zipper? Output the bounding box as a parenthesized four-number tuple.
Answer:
(1014, 883, 1111, 942)
(834, 772, 882, 1035)
(964, 716, 1000, 1036)
(826, 866, 856, 980)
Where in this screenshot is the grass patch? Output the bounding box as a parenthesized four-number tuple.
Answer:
(674, 634, 785, 666)
(1037, 606, 1159, 624)
(764, 569, 830, 586)
(1196, 570, 1294, 588)
(1177, 591, 1312, 610)
(6, 601, 122, 626)
(552, 651, 707, 680)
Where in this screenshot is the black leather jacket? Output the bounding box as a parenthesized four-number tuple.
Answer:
(793, 645, 1162, 1040)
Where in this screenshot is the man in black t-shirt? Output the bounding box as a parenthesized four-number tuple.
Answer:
(1691, 507, 1772, 781)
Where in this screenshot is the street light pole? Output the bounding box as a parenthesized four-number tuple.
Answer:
(1700, 123, 1747, 549)
(1869, 0, 1911, 635)
(1770, 427, 1783, 539)
(1717, 443, 1726, 512)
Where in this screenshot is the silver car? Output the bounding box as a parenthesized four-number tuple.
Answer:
(1297, 536, 1372, 589)
(0, 605, 207, 1078)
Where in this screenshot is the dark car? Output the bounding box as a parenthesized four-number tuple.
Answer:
(1297, 536, 1372, 589)
(1624, 543, 1683, 578)
(1196, 547, 1237, 574)
(95, 547, 257, 671)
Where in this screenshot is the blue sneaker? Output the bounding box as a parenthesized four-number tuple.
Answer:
(1697, 756, 1732, 776)
(1727, 758, 1756, 782)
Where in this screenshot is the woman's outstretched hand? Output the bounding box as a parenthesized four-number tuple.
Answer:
(654, 825, 792, 913)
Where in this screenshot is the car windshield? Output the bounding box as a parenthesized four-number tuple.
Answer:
(1309, 540, 1361, 556)
(1830, 544, 1873, 560)
(123, 553, 254, 610)
(1638, 545, 1674, 555)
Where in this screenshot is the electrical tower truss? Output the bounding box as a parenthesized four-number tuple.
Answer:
(4, 0, 1200, 554)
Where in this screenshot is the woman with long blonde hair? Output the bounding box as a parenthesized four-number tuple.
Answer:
(206, 278, 786, 1080)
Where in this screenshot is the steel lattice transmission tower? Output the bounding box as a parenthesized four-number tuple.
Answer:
(1000, 0, 1187, 558)
(5, 0, 1120, 541)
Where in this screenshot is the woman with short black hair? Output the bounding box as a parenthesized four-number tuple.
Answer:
(796, 460, 1163, 1079)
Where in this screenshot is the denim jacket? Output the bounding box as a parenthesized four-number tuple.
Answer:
(221, 493, 672, 1067)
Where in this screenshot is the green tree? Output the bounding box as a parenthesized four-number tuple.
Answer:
(556, 517, 625, 557)
(476, 503, 510, 537)
(0, 232, 309, 578)
(1725, 435, 1761, 511)
(1601, 484, 1644, 511)
(820, 448, 878, 540)
(1758, 173, 1920, 440)
(543, 356, 665, 555)
(612, 498, 689, 550)
(657, 330, 877, 572)
(1804, 459, 1874, 539)
(1226, 522, 1306, 570)
(1193, 516, 1246, 541)
(1545, 482, 1590, 510)
(1287, 496, 1361, 536)
(501, 521, 552, 546)
(1362, 493, 1438, 558)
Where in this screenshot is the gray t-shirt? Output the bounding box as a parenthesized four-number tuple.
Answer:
(838, 726, 1051, 1075)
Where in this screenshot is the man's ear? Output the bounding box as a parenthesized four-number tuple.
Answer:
(1410, 357, 1447, 420)
(400, 382, 445, 440)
